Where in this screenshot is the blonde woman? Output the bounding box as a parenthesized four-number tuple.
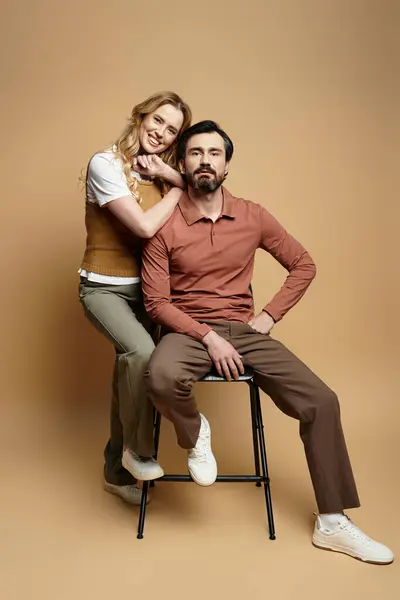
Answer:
(79, 91, 191, 505)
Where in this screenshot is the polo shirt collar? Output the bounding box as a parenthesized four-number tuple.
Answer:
(179, 187, 236, 226)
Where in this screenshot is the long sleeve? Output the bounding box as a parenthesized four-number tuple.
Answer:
(141, 233, 212, 341)
(259, 205, 317, 321)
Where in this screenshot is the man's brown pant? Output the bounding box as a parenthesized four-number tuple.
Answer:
(145, 321, 360, 514)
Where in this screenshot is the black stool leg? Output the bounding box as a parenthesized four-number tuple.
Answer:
(253, 382, 276, 540)
(150, 410, 162, 489)
(137, 480, 149, 539)
(153, 410, 162, 458)
(137, 412, 161, 538)
(249, 382, 261, 486)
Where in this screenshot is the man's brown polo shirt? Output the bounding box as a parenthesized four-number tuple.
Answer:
(142, 187, 316, 341)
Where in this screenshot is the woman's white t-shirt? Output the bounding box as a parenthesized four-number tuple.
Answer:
(80, 149, 150, 285)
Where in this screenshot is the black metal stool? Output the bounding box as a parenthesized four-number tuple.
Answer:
(136, 368, 276, 540)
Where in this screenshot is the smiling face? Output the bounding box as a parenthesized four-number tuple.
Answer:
(138, 103, 184, 154)
(181, 131, 229, 192)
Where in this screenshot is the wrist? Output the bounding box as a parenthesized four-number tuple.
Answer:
(262, 308, 277, 323)
(202, 329, 216, 347)
(160, 163, 173, 181)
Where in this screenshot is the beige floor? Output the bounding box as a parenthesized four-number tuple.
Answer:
(2, 380, 398, 600)
(1, 0, 398, 597)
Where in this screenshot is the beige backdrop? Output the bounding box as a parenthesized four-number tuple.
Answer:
(1, 1, 399, 598)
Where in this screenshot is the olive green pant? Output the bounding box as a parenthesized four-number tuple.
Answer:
(79, 278, 156, 486)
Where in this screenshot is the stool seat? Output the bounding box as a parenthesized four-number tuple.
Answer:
(200, 369, 254, 382)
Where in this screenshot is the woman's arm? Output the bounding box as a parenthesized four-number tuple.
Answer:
(160, 163, 185, 188)
(105, 186, 182, 239)
(88, 153, 183, 238)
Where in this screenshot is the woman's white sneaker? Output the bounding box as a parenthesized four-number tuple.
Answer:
(187, 413, 217, 486)
(312, 514, 394, 564)
(103, 480, 150, 506)
(122, 449, 164, 481)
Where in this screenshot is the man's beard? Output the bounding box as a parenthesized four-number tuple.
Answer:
(186, 168, 224, 192)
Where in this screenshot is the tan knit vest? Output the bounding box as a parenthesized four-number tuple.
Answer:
(80, 180, 162, 277)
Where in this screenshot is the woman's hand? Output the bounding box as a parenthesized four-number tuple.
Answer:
(133, 155, 185, 188)
(133, 155, 167, 179)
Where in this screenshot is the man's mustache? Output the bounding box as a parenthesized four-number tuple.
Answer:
(194, 166, 216, 176)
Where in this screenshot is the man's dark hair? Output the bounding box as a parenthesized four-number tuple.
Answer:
(177, 120, 234, 162)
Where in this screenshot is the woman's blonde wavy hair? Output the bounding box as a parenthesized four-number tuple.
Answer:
(81, 91, 192, 202)
(115, 91, 191, 201)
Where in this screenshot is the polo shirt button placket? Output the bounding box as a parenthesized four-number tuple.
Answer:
(210, 222, 215, 245)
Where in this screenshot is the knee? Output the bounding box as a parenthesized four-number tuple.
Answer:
(305, 386, 340, 423)
(145, 359, 190, 400)
(317, 387, 340, 418)
(119, 344, 154, 372)
(145, 360, 174, 397)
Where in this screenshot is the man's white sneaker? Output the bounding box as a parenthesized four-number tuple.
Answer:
(103, 480, 150, 506)
(122, 449, 164, 481)
(313, 514, 394, 564)
(187, 413, 217, 486)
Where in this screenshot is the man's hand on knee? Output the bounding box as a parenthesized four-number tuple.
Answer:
(202, 330, 244, 381)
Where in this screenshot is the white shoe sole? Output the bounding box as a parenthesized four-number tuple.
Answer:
(103, 481, 150, 506)
(122, 456, 164, 481)
(188, 466, 217, 487)
(312, 540, 394, 565)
